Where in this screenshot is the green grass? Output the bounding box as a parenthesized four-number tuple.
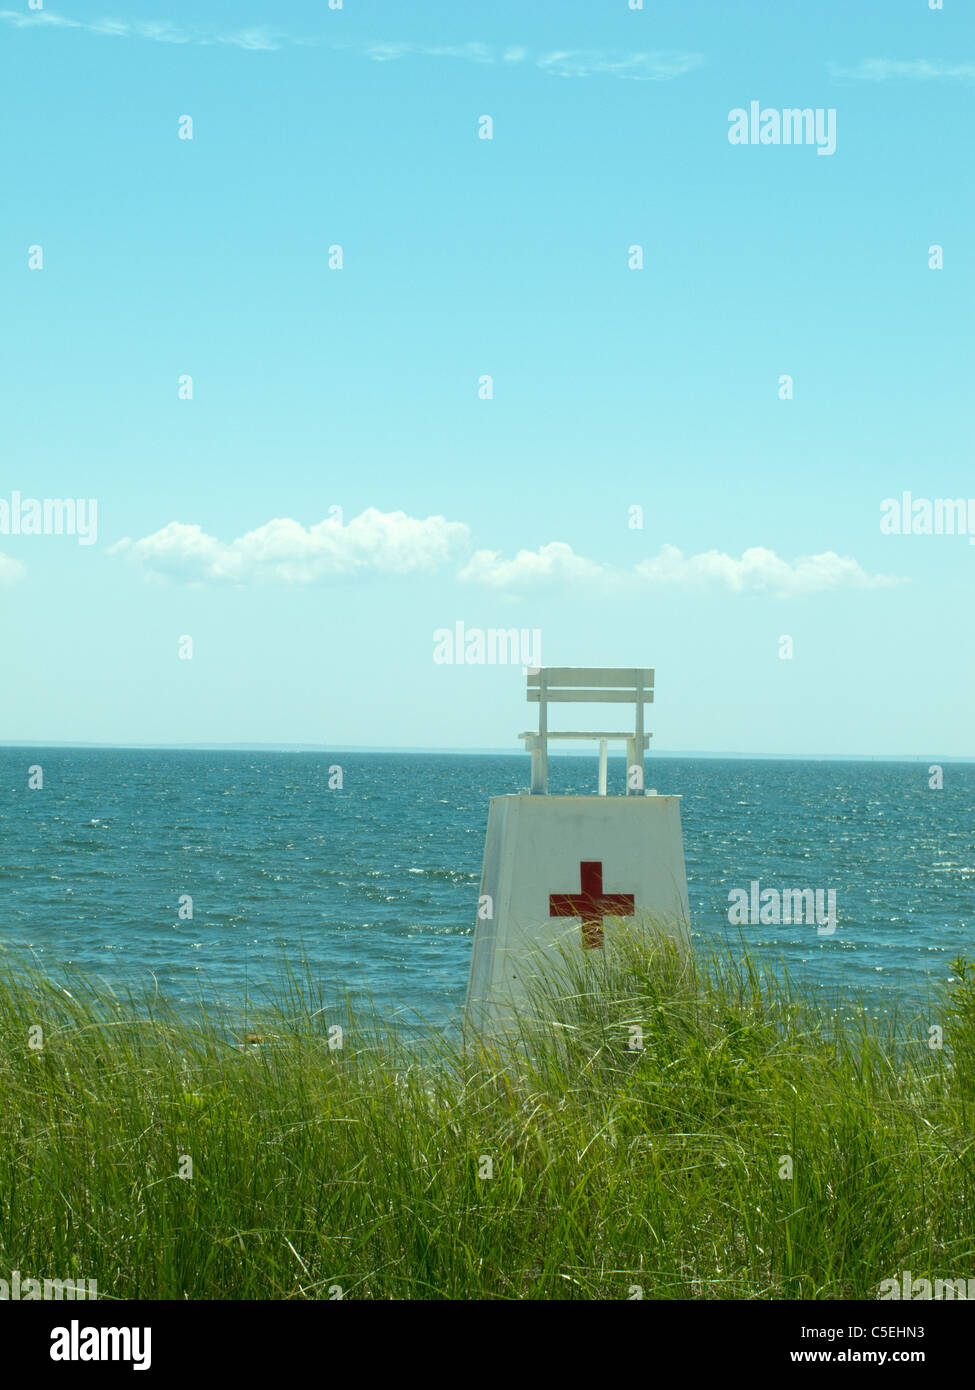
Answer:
(1, 932, 974, 1300)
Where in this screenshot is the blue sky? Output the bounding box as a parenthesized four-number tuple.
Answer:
(1, 0, 972, 756)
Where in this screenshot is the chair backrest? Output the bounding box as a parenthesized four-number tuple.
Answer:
(526, 668, 654, 706)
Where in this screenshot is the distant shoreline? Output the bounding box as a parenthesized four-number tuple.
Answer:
(1, 742, 972, 763)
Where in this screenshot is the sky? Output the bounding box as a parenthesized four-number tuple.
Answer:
(1, 0, 972, 757)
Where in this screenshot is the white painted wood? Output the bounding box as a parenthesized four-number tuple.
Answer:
(530, 749, 543, 794)
(629, 673, 645, 797)
(526, 668, 654, 689)
(465, 795, 690, 1037)
(598, 740, 608, 796)
(520, 732, 651, 743)
(527, 689, 653, 704)
(535, 668, 548, 796)
(525, 665, 656, 795)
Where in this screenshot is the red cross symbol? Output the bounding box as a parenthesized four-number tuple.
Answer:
(549, 860, 635, 950)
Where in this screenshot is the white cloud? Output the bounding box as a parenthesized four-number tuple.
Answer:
(0, 9, 81, 28)
(0, 551, 25, 586)
(218, 28, 282, 53)
(459, 542, 617, 591)
(88, 20, 130, 38)
(0, 10, 285, 49)
(110, 508, 470, 586)
(536, 49, 705, 81)
(460, 540, 901, 599)
(634, 544, 901, 597)
(360, 42, 703, 80)
(110, 509, 900, 599)
(363, 40, 494, 65)
(829, 57, 975, 82)
(0, 14, 703, 78)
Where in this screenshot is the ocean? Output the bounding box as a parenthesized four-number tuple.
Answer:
(2, 749, 972, 1029)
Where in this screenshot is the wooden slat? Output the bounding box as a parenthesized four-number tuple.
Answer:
(527, 688, 654, 703)
(520, 731, 652, 740)
(526, 667, 653, 689)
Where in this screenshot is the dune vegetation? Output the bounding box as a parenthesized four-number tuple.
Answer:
(0, 932, 973, 1300)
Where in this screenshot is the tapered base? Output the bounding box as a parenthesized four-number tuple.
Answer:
(464, 794, 690, 1037)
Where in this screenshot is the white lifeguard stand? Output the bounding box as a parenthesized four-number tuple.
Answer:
(465, 666, 691, 1037)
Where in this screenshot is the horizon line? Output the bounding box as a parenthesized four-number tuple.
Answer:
(0, 741, 969, 764)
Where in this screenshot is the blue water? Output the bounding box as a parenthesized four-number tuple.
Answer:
(1, 749, 973, 1027)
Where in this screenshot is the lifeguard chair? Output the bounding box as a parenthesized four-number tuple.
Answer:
(465, 666, 691, 1037)
(520, 667, 653, 796)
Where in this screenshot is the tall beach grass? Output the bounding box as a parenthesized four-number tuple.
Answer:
(1, 931, 973, 1300)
